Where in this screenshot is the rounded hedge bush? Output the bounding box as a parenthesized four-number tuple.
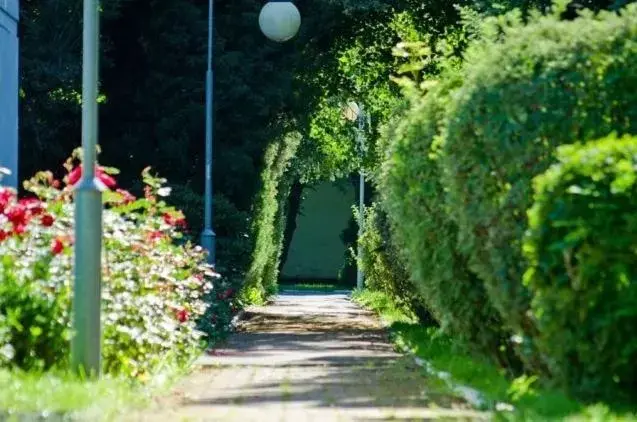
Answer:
(442, 6, 637, 339)
(379, 80, 508, 360)
(524, 134, 637, 400)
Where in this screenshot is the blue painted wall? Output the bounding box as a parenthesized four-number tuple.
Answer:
(0, 0, 19, 187)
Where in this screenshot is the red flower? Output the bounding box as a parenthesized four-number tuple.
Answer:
(12, 224, 27, 236)
(163, 213, 187, 228)
(0, 230, 8, 242)
(40, 214, 55, 227)
(143, 186, 156, 202)
(175, 308, 190, 323)
(147, 230, 165, 242)
(217, 288, 235, 300)
(51, 180, 61, 189)
(116, 189, 136, 205)
(51, 237, 65, 255)
(5, 205, 27, 226)
(67, 166, 117, 189)
(0, 188, 14, 214)
(19, 198, 43, 216)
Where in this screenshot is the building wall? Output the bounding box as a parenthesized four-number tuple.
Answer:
(0, 0, 19, 187)
(282, 180, 354, 280)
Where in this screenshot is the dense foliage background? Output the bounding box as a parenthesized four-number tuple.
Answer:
(14, 0, 637, 405)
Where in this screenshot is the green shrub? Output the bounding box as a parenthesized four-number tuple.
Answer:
(358, 202, 435, 324)
(379, 79, 509, 361)
(524, 134, 637, 400)
(167, 185, 251, 283)
(0, 153, 234, 378)
(243, 132, 301, 303)
(442, 6, 637, 342)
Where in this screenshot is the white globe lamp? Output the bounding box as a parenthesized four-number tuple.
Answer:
(258, 1, 301, 42)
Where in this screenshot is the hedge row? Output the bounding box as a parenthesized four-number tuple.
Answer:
(242, 132, 301, 303)
(379, 4, 637, 400)
(378, 80, 511, 363)
(524, 134, 637, 399)
(358, 202, 434, 324)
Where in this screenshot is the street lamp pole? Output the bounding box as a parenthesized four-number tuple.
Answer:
(72, 0, 102, 376)
(200, 1, 301, 266)
(200, 0, 216, 266)
(355, 108, 368, 290)
(356, 110, 366, 290)
(343, 101, 367, 290)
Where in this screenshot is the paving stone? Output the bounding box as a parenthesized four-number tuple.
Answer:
(129, 291, 488, 421)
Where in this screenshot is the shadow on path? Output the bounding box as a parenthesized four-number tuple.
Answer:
(131, 292, 487, 421)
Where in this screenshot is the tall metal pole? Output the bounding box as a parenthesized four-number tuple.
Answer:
(72, 0, 102, 376)
(356, 111, 365, 290)
(200, 0, 216, 266)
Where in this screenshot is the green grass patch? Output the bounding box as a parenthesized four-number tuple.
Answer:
(353, 289, 637, 421)
(351, 289, 416, 324)
(280, 282, 350, 292)
(0, 356, 193, 420)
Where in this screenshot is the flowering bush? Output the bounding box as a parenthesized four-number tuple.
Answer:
(0, 151, 238, 379)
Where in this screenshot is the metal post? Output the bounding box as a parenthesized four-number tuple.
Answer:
(200, 0, 216, 266)
(72, 0, 102, 376)
(356, 111, 365, 290)
(0, 0, 19, 188)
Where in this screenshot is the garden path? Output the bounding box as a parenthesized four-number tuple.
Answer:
(131, 291, 486, 421)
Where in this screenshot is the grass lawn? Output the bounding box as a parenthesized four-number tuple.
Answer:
(352, 289, 637, 422)
(0, 356, 195, 420)
(278, 280, 352, 292)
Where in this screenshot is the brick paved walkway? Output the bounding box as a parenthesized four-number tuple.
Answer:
(131, 291, 487, 421)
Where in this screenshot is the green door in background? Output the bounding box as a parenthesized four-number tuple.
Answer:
(282, 180, 354, 281)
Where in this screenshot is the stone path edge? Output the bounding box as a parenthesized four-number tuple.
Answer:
(358, 296, 515, 415)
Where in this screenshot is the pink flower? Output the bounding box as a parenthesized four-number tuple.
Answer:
(147, 230, 165, 242)
(12, 224, 27, 236)
(67, 166, 117, 189)
(0, 188, 14, 214)
(116, 189, 136, 205)
(97, 169, 117, 189)
(19, 198, 43, 216)
(67, 166, 82, 185)
(144, 186, 155, 201)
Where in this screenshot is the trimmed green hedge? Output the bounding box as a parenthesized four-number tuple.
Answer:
(358, 202, 434, 324)
(379, 80, 509, 360)
(524, 134, 637, 400)
(243, 132, 301, 303)
(442, 6, 637, 341)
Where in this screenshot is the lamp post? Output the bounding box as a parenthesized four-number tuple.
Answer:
(200, 0, 301, 266)
(70, 0, 301, 376)
(72, 0, 102, 375)
(343, 101, 368, 290)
